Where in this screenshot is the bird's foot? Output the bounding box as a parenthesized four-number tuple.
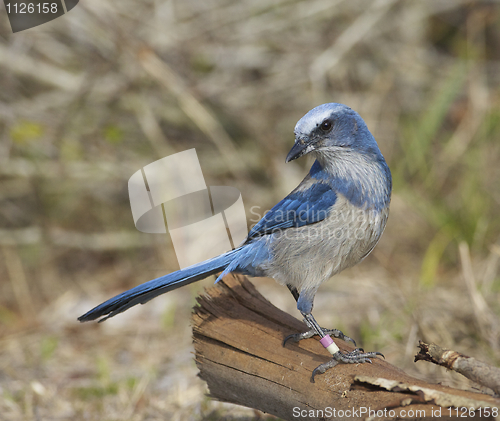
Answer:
(311, 348, 384, 383)
(283, 327, 356, 347)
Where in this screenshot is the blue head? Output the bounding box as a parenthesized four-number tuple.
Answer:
(286, 103, 384, 164)
(287, 103, 391, 211)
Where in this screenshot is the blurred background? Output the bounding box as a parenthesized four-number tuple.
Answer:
(1, 0, 500, 419)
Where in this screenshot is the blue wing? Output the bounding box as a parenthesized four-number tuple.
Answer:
(247, 177, 337, 240)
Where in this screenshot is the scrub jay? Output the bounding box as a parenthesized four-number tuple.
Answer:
(79, 103, 392, 381)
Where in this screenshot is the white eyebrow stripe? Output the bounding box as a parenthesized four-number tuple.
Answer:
(294, 108, 335, 137)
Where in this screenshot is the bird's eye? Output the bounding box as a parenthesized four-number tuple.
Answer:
(320, 120, 333, 132)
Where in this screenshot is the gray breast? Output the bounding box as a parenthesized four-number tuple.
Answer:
(259, 194, 389, 293)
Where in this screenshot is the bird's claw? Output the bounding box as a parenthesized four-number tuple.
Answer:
(283, 327, 356, 347)
(283, 330, 315, 346)
(311, 349, 384, 383)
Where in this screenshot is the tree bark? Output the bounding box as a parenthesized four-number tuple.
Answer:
(192, 274, 499, 420)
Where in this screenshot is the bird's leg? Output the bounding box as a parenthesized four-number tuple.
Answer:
(287, 284, 300, 302)
(284, 285, 383, 382)
(284, 285, 356, 345)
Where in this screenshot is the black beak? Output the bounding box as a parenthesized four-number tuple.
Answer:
(286, 140, 310, 163)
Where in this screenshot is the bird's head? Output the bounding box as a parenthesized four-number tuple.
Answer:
(286, 103, 382, 163)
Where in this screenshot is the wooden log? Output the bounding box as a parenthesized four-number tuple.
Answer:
(192, 274, 500, 420)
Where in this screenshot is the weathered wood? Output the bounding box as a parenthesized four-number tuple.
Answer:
(192, 274, 500, 421)
(415, 341, 500, 396)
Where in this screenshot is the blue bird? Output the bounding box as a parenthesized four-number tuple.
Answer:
(79, 103, 392, 381)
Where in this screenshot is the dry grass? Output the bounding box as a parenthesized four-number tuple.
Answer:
(1, 0, 500, 419)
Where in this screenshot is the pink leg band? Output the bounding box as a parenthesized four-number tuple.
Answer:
(319, 334, 340, 355)
(320, 335, 334, 348)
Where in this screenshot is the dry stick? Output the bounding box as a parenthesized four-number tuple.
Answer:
(415, 341, 500, 396)
(192, 274, 499, 421)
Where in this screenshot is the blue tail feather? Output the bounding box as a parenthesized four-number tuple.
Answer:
(78, 248, 241, 323)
